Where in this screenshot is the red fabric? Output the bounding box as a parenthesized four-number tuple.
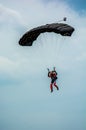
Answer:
(54, 82, 58, 88)
(50, 83, 53, 91)
(50, 72, 57, 78)
(50, 82, 58, 91)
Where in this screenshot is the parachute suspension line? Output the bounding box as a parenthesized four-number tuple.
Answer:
(55, 37, 61, 61)
(54, 36, 66, 64)
(49, 33, 61, 60)
(40, 33, 48, 48)
(39, 33, 55, 58)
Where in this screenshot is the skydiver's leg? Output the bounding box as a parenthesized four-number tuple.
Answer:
(50, 83, 53, 92)
(54, 82, 59, 90)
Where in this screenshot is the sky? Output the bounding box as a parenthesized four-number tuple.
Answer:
(0, 0, 86, 130)
(45, 0, 86, 11)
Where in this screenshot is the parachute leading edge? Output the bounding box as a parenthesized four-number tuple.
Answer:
(19, 23, 75, 46)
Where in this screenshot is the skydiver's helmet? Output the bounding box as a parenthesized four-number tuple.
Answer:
(48, 71, 57, 77)
(52, 71, 57, 77)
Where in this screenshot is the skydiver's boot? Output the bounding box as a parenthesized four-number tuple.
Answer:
(54, 82, 59, 90)
(50, 83, 53, 92)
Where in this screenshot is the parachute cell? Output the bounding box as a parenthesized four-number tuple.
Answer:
(19, 23, 75, 46)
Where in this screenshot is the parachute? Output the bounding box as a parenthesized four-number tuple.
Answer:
(19, 22, 75, 46)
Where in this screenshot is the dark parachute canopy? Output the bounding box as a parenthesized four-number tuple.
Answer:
(19, 23, 75, 46)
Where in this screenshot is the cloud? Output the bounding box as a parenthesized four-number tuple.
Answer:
(76, 52, 86, 62)
(0, 55, 45, 86)
(0, 4, 26, 30)
(0, 56, 21, 85)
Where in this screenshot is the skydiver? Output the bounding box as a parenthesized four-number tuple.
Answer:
(47, 67, 59, 92)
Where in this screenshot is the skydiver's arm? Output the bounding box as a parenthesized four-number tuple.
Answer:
(53, 67, 56, 71)
(53, 67, 58, 75)
(47, 68, 51, 77)
(47, 68, 50, 72)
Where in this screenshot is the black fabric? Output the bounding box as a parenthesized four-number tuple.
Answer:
(19, 23, 75, 46)
(51, 77, 57, 83)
